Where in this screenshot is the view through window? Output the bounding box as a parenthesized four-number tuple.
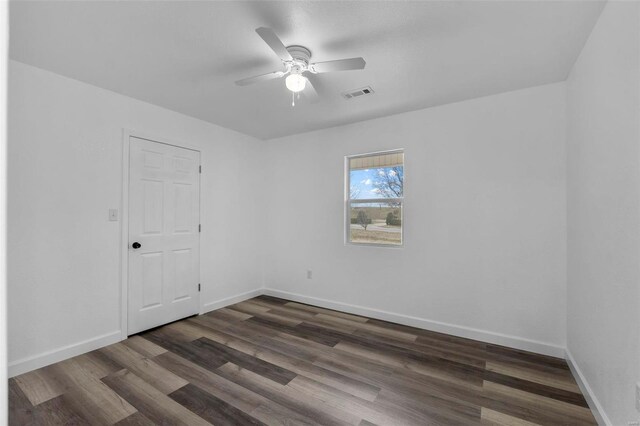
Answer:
(347, 151, 404, 246)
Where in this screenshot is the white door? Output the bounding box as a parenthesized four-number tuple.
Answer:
(128, 136, 201, 335)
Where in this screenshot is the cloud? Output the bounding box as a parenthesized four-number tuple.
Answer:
(377, 169, 386, 176)
(388, 169, 396, 176)
(360, 179, 372, 185)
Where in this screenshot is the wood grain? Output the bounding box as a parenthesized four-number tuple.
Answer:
(102, 369, 210, 426)
(100, 342, 188, 394)
(169, 383, 265, 426)
(9, 295, 597, 426)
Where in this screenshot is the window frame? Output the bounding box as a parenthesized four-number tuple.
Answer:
(344, 149, 405, 248)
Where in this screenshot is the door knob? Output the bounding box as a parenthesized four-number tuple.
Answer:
(132, 242, 141, 249)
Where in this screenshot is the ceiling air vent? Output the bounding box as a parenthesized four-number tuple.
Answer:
(341, 86, 375, 100)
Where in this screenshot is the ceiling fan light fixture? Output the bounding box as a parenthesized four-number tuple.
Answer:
(285, 73, 306, 93)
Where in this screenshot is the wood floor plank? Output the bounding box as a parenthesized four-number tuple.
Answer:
(216, 362, 359, 426)
(185, 319, 382, 401)
(142, 329, 228, 372)
(9, 378, 37, 425)
(250, 402, 319, 426)
(311, 321, 486, 377)
(484, 370, 588, 408)
(283, 302, 370, 323)
(205, 310, 490, 410)
(334, 339, 486, 388)
(482, 380, 597, 425)
(72, 350, 124, 379)
(218, 317, 317, 354)
(12, 356, 137, 424)
(196, 311, 243, 331)
(480, 407, 541, 426)
(375, 387, 483, 425)
(353, 328, 486, 369)
(50, 358, 137, 424)
(248, 316, 342, 346)
(155, 349, 327, 426)
(262, 323, 396, 377)
(145, 322, 199, 343)
(217, 307, 253, 321)
(486, 361, 580, 393)
(99, 343, 188, 394)
(315, 313, 418, 342)
(486, 344, 569, 371)
(32, 394, 90, 425)
(238, 301, 305, 327)
(153, 350, 265, 414)
(114, 411, 156, 426)
(163, 320, 209, 341)
(193, 337, 298, 385)
(263, 305, 321, 322)
(255, 295, 290, 305)
(9, 296, 597, 426)
(233, 301, 271, 314)
(13, 366, 67, 406)
(411, 327, 488, 349)
(288, 374, 432, 426)
(121, 335, 167, 359)
(102, 369, 210, 426)
(169, 383, 266, 426)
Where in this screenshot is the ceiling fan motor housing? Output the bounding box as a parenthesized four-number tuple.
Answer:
(286, 45, 312, 68)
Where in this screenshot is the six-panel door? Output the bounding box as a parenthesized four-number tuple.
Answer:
(128, 137, 200, 335)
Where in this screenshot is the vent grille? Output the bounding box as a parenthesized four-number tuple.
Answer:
(341, 86, 374, 100)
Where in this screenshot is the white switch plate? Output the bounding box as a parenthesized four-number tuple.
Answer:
(109, 209, 118, 221)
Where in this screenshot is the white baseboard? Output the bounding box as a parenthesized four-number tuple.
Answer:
(565, 349, 612, 426)
(201, 288, 263, 314)
(8, 331, 122, 378)
(9, 288, 264, 378)
(263, 288, 566, 358)
(8, 287, 566, 379)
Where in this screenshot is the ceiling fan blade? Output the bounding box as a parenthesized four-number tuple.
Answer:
(255, 27, 293, 62)
(303, 78, 320, 103)
(235, 70, 285, 86)
(310, 57, 366, 73)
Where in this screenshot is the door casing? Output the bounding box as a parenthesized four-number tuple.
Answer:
(120, 129, 202, 340)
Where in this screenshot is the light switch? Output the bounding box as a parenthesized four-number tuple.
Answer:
(109, 209, 118, 221)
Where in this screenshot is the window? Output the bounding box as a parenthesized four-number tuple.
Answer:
(346, 150, 404, 246)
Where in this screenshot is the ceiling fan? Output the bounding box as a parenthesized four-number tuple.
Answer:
(235, 27, 366, 104)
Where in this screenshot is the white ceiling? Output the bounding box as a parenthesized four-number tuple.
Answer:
(10, 1, 604, 140)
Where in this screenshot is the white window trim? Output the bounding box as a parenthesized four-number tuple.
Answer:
(344, 149, 405, 248)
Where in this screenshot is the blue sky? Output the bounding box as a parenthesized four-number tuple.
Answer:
(350, 166, 402, 199)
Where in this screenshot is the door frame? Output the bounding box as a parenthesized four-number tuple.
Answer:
(120, 129, 202, 340)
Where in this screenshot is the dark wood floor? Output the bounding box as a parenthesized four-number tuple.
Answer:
(10, 295, 596, 425)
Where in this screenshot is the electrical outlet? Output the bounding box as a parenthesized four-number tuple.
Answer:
(636, 382, 640, 412)
(306, 270, 312, 279)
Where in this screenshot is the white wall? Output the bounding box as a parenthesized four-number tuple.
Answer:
(566, 2, 640, 425)
(1, 1, 9, 422)
(7, 61, 265, 375)
(263, 83, 567, 355)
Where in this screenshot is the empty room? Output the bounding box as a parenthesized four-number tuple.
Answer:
(2, 0, 639, 424)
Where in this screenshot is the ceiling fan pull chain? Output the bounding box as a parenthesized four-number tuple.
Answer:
(292, 91, 295, 107)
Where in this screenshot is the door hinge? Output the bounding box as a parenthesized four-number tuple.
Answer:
(198, 283, 201, 292)
(198, 224, 201, 232)
(199, 165, 202, 173)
